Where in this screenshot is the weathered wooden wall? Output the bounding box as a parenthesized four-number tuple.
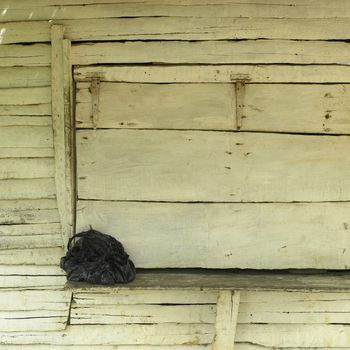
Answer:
(1, 0, 350, 349)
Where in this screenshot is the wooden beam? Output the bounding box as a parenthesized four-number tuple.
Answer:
(51, 25, 74, 249)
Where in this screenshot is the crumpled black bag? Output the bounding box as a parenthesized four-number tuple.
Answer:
(60, 228, 136, 284)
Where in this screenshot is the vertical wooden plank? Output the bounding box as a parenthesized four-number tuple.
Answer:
(51, 25, 74, 248)
(213, 291, 240, 350)
(235, 81, 246, 130)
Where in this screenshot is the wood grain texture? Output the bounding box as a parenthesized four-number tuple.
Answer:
(74, 64, 350, 84)
(77, 130, 350, 203)
(76, 82, 236, 130)
(72, 40, 350, 65)
(0, 67, 50, 88)
(0, 44, 50, 67)
(0, 324, 214, 345)
(2, 0, 350, 21)
(0, 116, 52, 127)
(0, 87, 51, 105)
(0, 104, 52, 116)
(241, 84, 350, 134)
(0, 148, 53, 158)
(77, 201, 350, 269)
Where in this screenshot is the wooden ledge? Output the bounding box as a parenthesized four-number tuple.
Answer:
(66, 269, 350, 292)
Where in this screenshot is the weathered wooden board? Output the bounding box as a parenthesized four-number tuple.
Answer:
(77, 201, 350, 269)
(0, 104, 52, 116)
(2, 0, 350, 21)
(0, 247, 64, 265)
(0, 199, 59, 225)
(0, 67, 50, 88)
(0, 275, 66, 289)
(0, 324, 214, 345)
(0, 148, 53, 158)
(0, 44, 50, 67)
(76, 82, 235, 130)
(0, 158, 54, 179)
(235, 324, 350, 347)
(72, 41, 350, 65)
(0, 87, 51, 105)
(0, 223, 61, 236)
(0, 265, 64, 275)
(241, 84, 350, 134)
(61, 17, 350, 41)
(0, 233, 63, 250)
(77, 130, 350, 203)
(0, 346, 211, 350)
(239, 291, 350, 324)
(0, 116, 51, 126)
(73, 290, 218, 305)
(0, 178, 56, 200)
(5, 17, 350, 43)
(0, 126, 52, 148)
(74, 65, 350, 84)
(71, 304, 216, 324)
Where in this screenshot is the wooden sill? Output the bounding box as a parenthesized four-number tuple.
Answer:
(65, 269, 350, 292)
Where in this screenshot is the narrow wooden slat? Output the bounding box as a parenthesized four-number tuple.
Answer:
(235, 324, 350, 348)
(0, 116, 51, 126)
(0, 67, 50, 88)
(0, 223, 61, 236)
(71, 304, 216, 324)
(74, 65, 350, 84)
(0, 44, 50, 67)
(73, 290, 218, 305)
(0, 158, 54, 179)
(0, 199, 59, 224)
(77, 130, 350, 203)
(0, 346, 210, 350)
(0, 87, 51, 105)
(213, 291, 240, 350)
(0, 234, 63, 250)
(0, 178, 56, 200)
(0, 104, 52, 116)
(0, 324, 214, 345)
(0, 21, 49, 44)
(58, 17, 350, 41)
(51, 25, 73, 248)
(76, 82, 236, 130)
(72, 41, 350, 65)
(0, 148, 53, 158)
(0, 247, 64, 265)
(76, 201, 350, 269)
(3, 1, 350, 21)
(0, 275, 66, 289)
(0, 126, 52, 148)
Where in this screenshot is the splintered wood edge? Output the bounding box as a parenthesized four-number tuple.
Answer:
(64, 270, 350, 292)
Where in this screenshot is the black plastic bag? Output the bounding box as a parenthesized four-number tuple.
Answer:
(60, 228, 136, 284)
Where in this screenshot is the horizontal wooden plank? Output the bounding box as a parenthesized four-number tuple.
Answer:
(76, 82, 235, 130)
(0, 265, 64, 275)
(5, 17, 350, 42)
(0, 247, 64, 265)
(68, 269, 350, 292)
(0, 233, 63, 250)
(0, 44, 50, 67)
(0, 158, 54, 179)
(0, 178, 56, 200)
(0, 126, 52, 148)
(0, 275, 66, 289)
(73, 290, 218, 305)
(2, 0, 350, 21)
(72, 41, 350, 65)
(0, 116, 51, 126)
(242, 84, 350, 134)
(0, 87, 51, 105)
(239, 291, 350, 324)
(77, 201, 350, 269)
(74, 65, 350, 84)
(236, 324, 350, 347)
(0, 346, 211, 350)
(0, 147, 53, 158)
(77, 130, 350, 203)
(0, 223, 61, 236)
(71, 304, 216, 324)
(0, 67, 50, 88)
(0, 324, 214, 345)
(0, 199, 59, 224)
(0, 104, 51, 116)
